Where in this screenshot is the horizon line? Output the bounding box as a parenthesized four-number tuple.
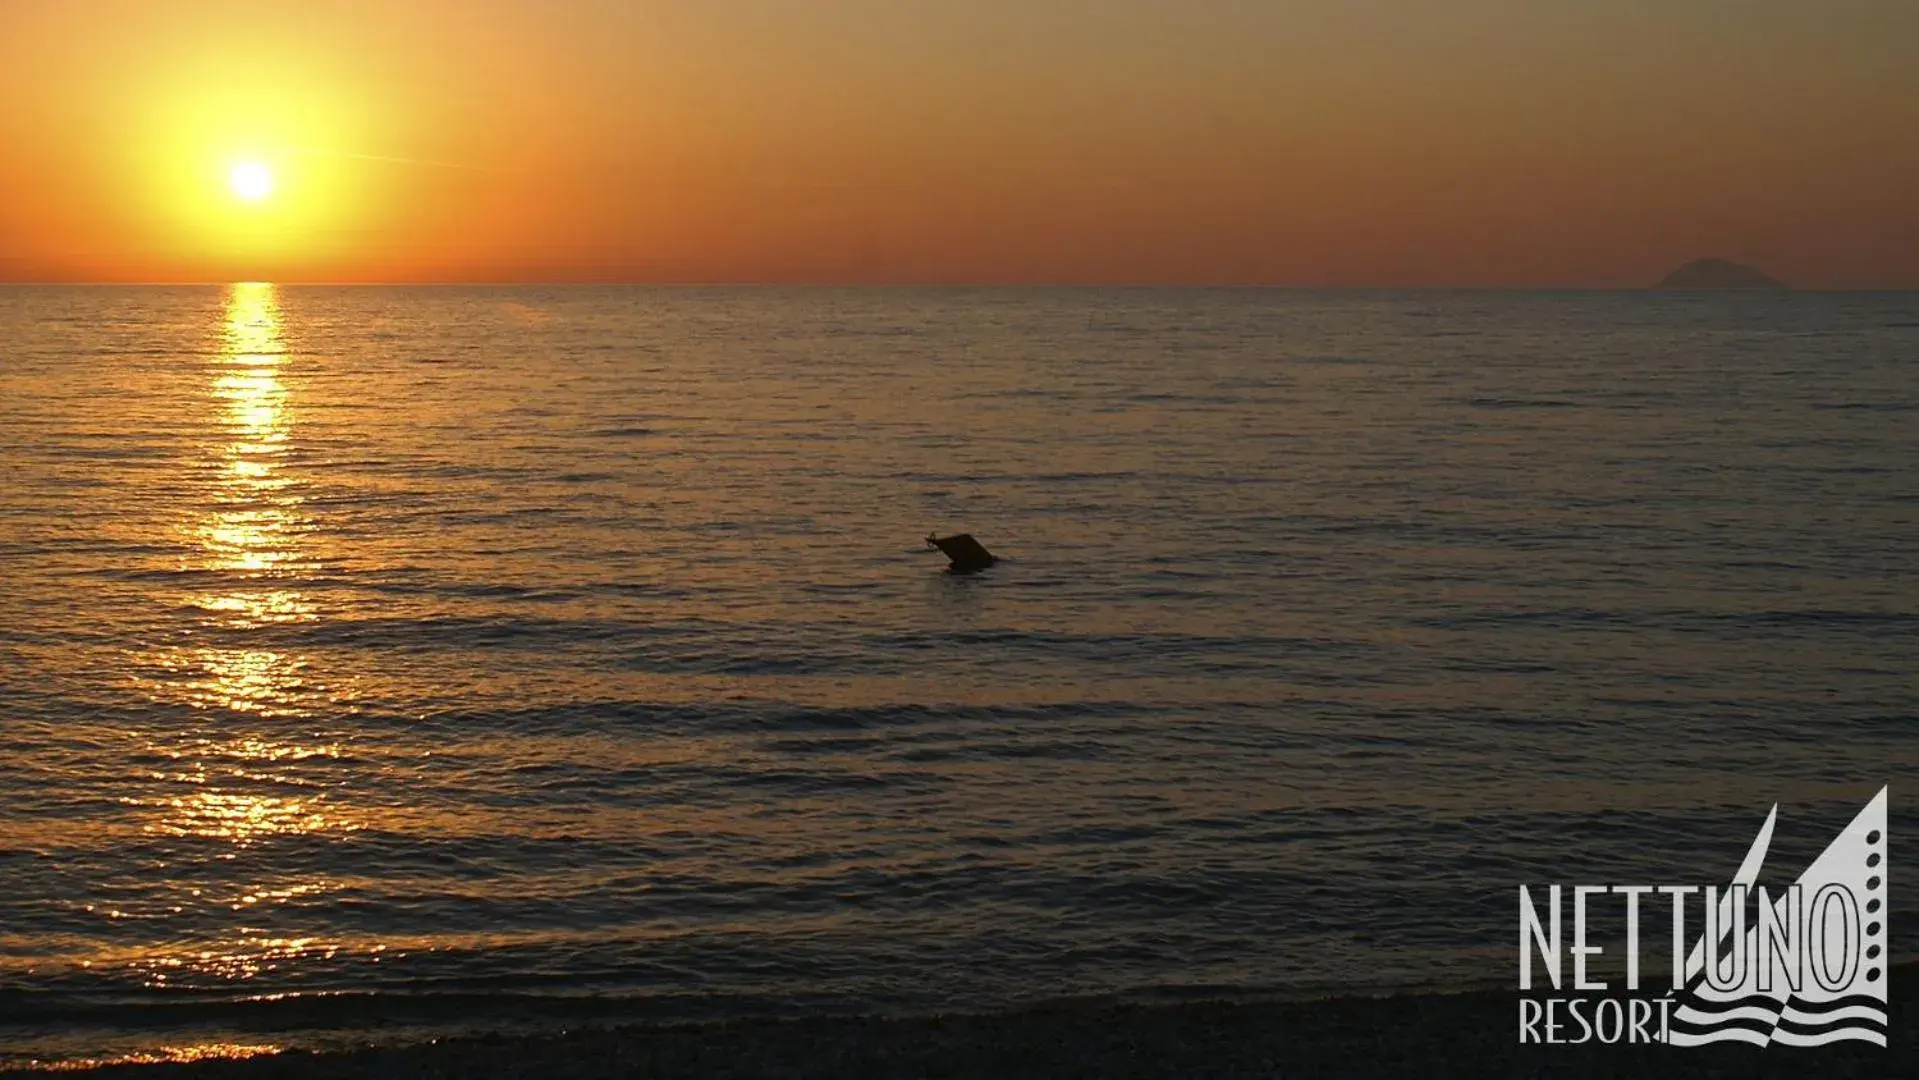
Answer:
(0, 280, 1906, 292)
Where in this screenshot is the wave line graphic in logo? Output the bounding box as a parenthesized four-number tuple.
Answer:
(1668, 786, 1888, 1047)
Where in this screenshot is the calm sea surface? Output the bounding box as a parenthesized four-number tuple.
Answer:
(2, 287, 1915, 1063)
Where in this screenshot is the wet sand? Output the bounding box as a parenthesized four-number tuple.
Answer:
(17, 965, 1909, 1079)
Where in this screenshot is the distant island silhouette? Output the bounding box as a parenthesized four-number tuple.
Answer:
(1654, 257, 1787, 290)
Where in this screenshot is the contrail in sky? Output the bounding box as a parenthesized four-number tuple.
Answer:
(274, 147, 486, 172)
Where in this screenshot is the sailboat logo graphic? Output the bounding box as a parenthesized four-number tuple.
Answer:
(1667, 786, 1889, 1047)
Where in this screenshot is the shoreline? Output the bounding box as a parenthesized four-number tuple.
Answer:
(13, 965, 1909, 1079)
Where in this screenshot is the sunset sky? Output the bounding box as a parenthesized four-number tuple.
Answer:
(2, 0, 1915, 286)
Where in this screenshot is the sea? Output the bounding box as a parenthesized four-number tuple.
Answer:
(1, 286, 1914, 1066)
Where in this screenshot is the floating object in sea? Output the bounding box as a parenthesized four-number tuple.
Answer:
(926, 532, 997, 573)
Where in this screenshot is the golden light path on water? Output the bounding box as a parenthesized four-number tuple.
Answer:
(123, 285, 358, 1012)
(155, 284, 339, 839)
(36, 1043, 287, 1072)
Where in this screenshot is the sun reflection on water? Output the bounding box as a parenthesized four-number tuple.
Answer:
(122, 284, 355, 989)
(149, 790, 337, 842)
(196, 283, 309, 589)
(153, 284, 322, 717)
(34, 1043, 287, 1071)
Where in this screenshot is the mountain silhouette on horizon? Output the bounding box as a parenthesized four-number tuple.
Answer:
(1654, 257, 1787, 290)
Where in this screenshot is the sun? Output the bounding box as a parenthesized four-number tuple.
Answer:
(229, 161, 274, 202)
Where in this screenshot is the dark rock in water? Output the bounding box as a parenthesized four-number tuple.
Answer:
(927, 533, 996, 573)
(1654, 258, 1787, 290)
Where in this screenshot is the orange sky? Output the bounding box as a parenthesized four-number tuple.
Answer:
(2, 0, 1915, 286)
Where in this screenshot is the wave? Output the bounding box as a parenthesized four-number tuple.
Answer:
(1670, 991, 1888, 1047)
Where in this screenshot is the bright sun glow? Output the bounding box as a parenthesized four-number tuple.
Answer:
(229, 162, 274, 202)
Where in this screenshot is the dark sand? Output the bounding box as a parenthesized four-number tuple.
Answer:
(13, 966, 1909, 1079)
